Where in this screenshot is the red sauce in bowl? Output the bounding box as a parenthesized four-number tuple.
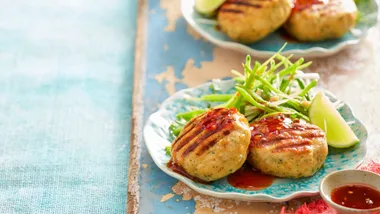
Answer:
(331, 184, 380, 209)
(227, 166, 274, 190)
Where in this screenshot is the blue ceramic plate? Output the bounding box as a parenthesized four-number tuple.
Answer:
(181, 0, 379, 58)
(143, 79, 367, 202)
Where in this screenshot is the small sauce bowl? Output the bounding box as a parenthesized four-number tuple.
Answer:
(320, 169, 380, 214)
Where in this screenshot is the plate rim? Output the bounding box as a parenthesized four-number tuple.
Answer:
(181, 0, 379, 58)
(143, 79, 368, 202)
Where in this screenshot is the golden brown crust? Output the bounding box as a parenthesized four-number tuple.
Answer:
(171, 108, 251, 182)
(250, 117, 325, 153)
(248, 114, 328, 178)
(217, 0, 293, 43)
(284, 0, 358, 41)
(172, 108, 237, 162)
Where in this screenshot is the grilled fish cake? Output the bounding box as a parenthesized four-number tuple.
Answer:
(248, 114, 328, 178)
(284, 0, 358, 41)
(171, 108, 250, 182)
(217, 0, 293, 43)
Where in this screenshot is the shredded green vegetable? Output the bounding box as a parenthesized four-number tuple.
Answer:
(165, 146, 171, 156)
(168, 43, 319, 139)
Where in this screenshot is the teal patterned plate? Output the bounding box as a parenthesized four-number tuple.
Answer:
(181, 0, 379, 58)
(143, 79, 367, 202)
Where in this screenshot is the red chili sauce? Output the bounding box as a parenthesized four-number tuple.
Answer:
(168, 108, 238, 184)
(292, 0, 327, 12)
(199, 108, 236, 132)
(249, 114, 306, 149)
(249, 114, 293, 138)
(331, 184, 380, 209)
(169, 108, 276, 189)
(171, 108, 236, 159)
(167, 158, 210, 184)
(227, 165, 274, 190)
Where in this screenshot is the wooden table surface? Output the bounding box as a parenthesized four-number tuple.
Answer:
(129, 0, 380, 213)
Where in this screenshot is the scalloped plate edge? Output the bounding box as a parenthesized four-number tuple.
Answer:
(143, 80, 368, 202)
(181, 0, 379, 58)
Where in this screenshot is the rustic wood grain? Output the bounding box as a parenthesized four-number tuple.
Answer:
(127, 0, 148, 213)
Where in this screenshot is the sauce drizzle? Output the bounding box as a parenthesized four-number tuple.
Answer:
(331, 184, 380, 209)
(167, 158, 210, 184)
(172, 108, 236, 158)
(292, 0, 327, 12)
(227, 165, 274, 190)
(248, 114, 324, 153)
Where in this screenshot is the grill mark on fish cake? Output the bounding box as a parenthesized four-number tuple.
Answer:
(292, 0, 332, 13)
(254, 137, 314, 153)
(252, 128, 324, 147)
(219, 9, 244, 14)
(273, 141, 313, 153)
(317, 3, 340, 16)
(249, 115, 325, 152)
(196, 130, 231, 156)
(197, 139, 218, 155)
(172, 115, 200, 143)
(285, 129, 325, 138)
(297, 0, 340, 14)
(181, 114, 234, 157)
(172, 119, 198, 144)
(313, 3, 338, 12)
(181, 131, 221, 157)
(172, 124, 204, 155)
(172, 108, 224, 152)
(224, 0, 264, 8)
(172, 108, 236, 160)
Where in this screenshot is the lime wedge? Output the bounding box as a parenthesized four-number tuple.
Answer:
(194, 0, 226, 16)
(309, 92, 359, 148)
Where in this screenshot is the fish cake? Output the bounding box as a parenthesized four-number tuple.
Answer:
(248, 114, 328, 178)
(171, 108, 250, 182)
(217, 0, 293, 43)
(284, 0, 358, 41)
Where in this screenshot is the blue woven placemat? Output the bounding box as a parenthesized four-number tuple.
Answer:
(0, 0, 137, 213)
